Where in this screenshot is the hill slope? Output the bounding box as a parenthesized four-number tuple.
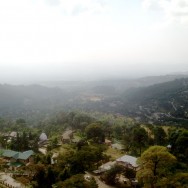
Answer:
(0, 75, 188, 126)
(119, 78, 188, 125)
(0, 84, 68, 121)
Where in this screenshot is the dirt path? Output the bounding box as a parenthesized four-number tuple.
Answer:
(86, 172, 116, 188)
(94, 176, 116, 188)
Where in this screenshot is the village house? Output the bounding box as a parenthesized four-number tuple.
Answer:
(38, 132, 48, 147)
(9, 131, 18, 138)
(0, 149, 34, 170)
(94, 155, 138, 174)
(61, 130, 73, 144)
(116, 155, 138, 171)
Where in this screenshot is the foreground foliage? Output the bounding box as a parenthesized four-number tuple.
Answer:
(137, 146, 188, 188)
(57, 174, 98, 188)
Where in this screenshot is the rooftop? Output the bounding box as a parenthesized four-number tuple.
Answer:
(39, 133, 48, 141)
(62, 130, 73, 139)
(10, 131, 17, 137)
(116, 155, 138, 168)
(0, 150, 34, 160)
(99, 161, 115, 171)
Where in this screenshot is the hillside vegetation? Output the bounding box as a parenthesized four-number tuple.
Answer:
(119, 78, 188, 126)
(0, 75, 188, 127)
(0, 84, 68, 122)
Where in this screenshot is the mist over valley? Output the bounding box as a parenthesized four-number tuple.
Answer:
(0, 0, 188, 187)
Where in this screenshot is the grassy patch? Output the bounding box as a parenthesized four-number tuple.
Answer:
(52, 144, 70, 154)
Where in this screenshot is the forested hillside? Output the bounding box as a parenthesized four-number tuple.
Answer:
(1, 76, 188, 127)
(0, 79, 188, 187)
(0, 84, 68, 121)
(119, 78, 188, 126)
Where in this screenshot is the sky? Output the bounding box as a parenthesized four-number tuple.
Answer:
(0, 0, 188, 84)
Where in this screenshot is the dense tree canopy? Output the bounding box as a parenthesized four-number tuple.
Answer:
(153, 126, 167, 145)
(0, 110, 187, 187)
(85, 123, 105, 143)
(57, 174, 98, 188)
(137, 146, 176, 188)
(169, 129, 188, 163)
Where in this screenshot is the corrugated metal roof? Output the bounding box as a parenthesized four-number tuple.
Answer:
(116, 155, 138, 168)
(2, 150, 18, 158)
(2, 150, 34, 160)
(19, 150, 34, 160)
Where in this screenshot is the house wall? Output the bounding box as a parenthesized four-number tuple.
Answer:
(116, 161, 137, 171)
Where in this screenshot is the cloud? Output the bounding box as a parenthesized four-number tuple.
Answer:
(44, 0, 107, 16)
(45, 0, 60, 6)
(143, 0, 188, 24)
(142, 0, 166, 10)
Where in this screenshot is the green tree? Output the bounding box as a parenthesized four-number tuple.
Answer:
(174, 130, 188, 162)
(101, 164, 124, 185)
(56, 174, 98, 188)
(16, 118, 26, 125)
(21, 131, 29, 151)
(132, 127, 148, 155)
(63, 145, 106, 174)
(101, 121, 113, 138)
(32, 164, 47, 188)
(85, 123, 105, 143)
(153, 127, 166, 145)
(171, 172, 188, 188)
(168, 129, 180, 152)
(137, 146, 176, 188)
(169, 129, 188, 162)
(112, 125, 123, 139)
(122, 126, 134, 152)
(46, 166, 56, 188)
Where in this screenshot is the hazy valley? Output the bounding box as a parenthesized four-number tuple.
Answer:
(0, 75, 187, 188)
(1, 74, 188, 126)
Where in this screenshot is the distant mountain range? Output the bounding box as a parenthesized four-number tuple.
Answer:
(0, 74, 188, 126)
(40, 74, 188, 95)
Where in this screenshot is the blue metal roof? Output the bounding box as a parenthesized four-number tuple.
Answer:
(1, 150, 34, 160)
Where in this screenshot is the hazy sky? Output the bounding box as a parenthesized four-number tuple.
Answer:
(0, 0, 188, 83)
